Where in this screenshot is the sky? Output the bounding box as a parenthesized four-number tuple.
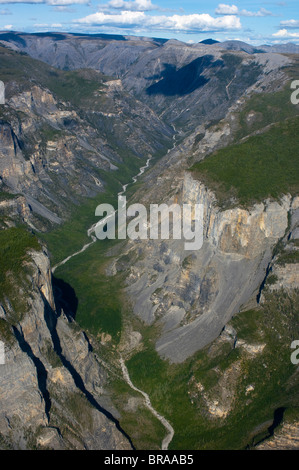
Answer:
(0, 0, 298, 45)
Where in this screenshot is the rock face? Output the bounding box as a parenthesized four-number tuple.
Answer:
(265, 197, 299, 292)
(0, 195, 32, 228)
(123, 170, 291, 363)
(256, 422, 299, 450)
(0, 248, 132, 450)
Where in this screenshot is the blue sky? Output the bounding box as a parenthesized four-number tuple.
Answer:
(0, 0, 298, 45)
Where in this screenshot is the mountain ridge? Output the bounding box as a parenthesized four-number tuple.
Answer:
(0, 33, 298, 450)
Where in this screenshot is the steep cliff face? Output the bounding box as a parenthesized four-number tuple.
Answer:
(103, 58, 298, 366)
(122, 171, 293, 363)
(111, 176, 298, 448)
(0, 195, 33, 228)
(256, 422, 299, 450)
(0, 247, 132, 450)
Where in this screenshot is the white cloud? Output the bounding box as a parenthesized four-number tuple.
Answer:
(53, 4, 65, 8)
(215, 4, 238, 15)
(33, 21, 62, 28)
(47, 0, 88, 4)
(280, 19, 299, 29)
(52, 5, 75, 11)
(75, 11, 241, 33)
(0, 0, 89, 4)
(0, 8, 12, 14)
(0, 0, 43, 2)
(273, 28, 299, 38)
(106, 0, 157, 11)
(215, 4, 273, 17)
(4, 23, 13, 28)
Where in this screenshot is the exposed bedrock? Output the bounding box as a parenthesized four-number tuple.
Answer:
(125, 172, 293, 363)
(0, 248, 132, 449)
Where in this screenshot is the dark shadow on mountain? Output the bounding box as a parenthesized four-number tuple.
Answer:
(32, 32, 67, 41)
(249, 407, 286, 448)
(146, 55, 223, 96)
(0, 32, 26, 47)
(67, 32, 127, 41)
(52, 275, 78, 321)
(152, 37, 169, 45)
(200, 39, 220, 45)
(12, 325, 51, 420)
(267, 407, 286, 437)
(42, 294, 135, 449)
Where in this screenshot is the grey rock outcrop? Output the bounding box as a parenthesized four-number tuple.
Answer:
(123, 170, 291, 363)
(0, 248, 132, 450)
(256, 422, 299, 450)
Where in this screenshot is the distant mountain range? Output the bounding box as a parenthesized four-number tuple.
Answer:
(1, 31, 299, 55)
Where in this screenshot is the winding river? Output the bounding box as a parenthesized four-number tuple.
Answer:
(52, 156, 152, 274)
(120, 357, 174, 450)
